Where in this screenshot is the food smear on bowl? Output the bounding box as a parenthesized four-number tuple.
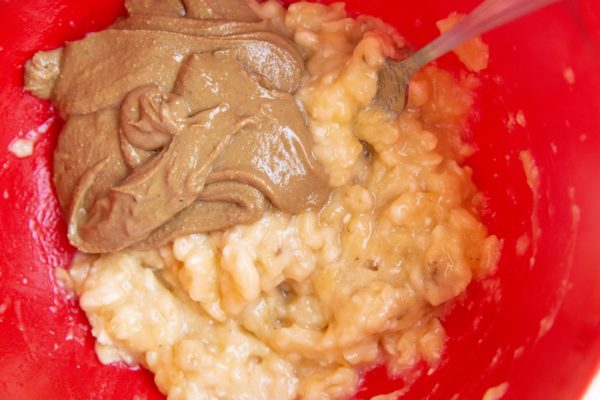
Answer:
(482, 382, 509, 400)
(436, 12, 490, 73)
(24, 0, 500, 399)
(8, 138, 35, 158)
(7, 117, 54, 158)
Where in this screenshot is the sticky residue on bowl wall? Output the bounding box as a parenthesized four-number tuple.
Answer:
(518, 147, 582, 341)
(506, 110, 527, 132)
(482, 382, 509, 400)
(369, 389, 407, 400)
(563, 67, 575, 85)
(536, 186, 579, 341)
(515, 233, 530, 256)
(8, 138, 35, 158)
(519, 150, 541, 268)
(7, 117, 54, 158)
(0, 299, 10, 323)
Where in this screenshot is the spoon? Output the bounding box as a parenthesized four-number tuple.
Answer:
(373, 0, 560, 114)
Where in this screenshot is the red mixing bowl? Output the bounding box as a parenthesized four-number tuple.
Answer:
(1, 0, 599, 399)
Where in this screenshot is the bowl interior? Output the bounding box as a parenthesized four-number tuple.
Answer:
(0, 0, 599, 399)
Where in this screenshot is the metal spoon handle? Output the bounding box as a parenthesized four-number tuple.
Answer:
(409, 0, 560, 72)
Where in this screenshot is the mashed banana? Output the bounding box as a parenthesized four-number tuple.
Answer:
(65, 1, 499, 399)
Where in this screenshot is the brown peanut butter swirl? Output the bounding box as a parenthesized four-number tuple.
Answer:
(25, 0, 329, 253)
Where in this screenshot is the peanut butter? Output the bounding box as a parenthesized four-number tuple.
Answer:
(25, 0, 329, 253)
